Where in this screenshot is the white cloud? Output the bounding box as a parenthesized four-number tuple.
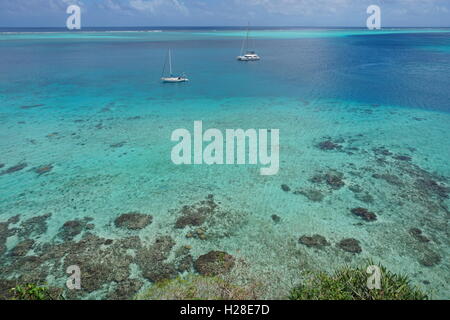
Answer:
(129, 0, 189, 15)
(239, 0, 356, 16)
(237, 0, 450, 17)
(0, 0, 85, 13)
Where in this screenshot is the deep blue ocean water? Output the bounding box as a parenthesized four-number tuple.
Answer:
(0, 28, 449, 299)
(1, 28, 450, 110)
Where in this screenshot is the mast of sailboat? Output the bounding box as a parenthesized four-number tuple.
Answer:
(168, 49, 173, 76)
(240, 22, 250, 55)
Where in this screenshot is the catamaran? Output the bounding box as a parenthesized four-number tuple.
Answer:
(237, 24, 260, 61)
(161, 49, 189, 83)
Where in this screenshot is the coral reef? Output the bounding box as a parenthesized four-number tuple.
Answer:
(0, 217, 19, 255)
(351, 208, 377, 222)
(175, 195, 217, 229)
(114, 213, 153, 230)
(415, 178, 449, 199)
(317, 140, 342, 151)
(325, 171, 345, 189)
(10, 240, 35, 257)
(110, 141, 127, 148)
(34, 164, 53, 176)
(294, 189, 324, 202)
(20, 104, 45, 110)
(57, 217, 94, 241)
(299, 235, 330, 249)
(271, 215, 281, 223)
(419, 251, 441, 267)
(194, 251, 235, 276)
(172, 195, 246, 240)
(394, 155, 412, 162)
(1, 163, 28, 175)
(186, 228, 207, 240)
(107, 279, 143, 300)
(136, 236, 177, 282)
(18, 213, 52, 238)
(372, 173, 403, 186)
(337, 238, 362, 254)
(409, 228, 430, 243)
(354, 192, 374, 204)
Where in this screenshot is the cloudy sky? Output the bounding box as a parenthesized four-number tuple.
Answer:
(0, 0, 449, 27)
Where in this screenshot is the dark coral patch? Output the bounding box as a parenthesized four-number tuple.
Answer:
(143, 263, 177, 283)
(115, 213, 152, 230)
(271, 215, 281, 223)
(1, 163, 28, 175)
(394, 155, 412, 162)
(0, 218, 19, 255)
(34, 164, 53, 176)
(337, 238, 362, 253)
(0, 279, 18, 300)
(317, 140, 342, 151)
(299, 235, 330, 249)
(281, 184, 291, 192)
(20, 104, 45, 110)
(415, 178, 449, 199)
(409, 228, 430, 243)
(176, 210, 207, 229)
(310, 174, 324, 184)
(186, 227, 207, 240)
(176, 255, 194, 273)
(351, 208, 377, 222)
(294, 189, 324, 202)
(10, 240, 35, 257)
(174, 246, 194, 273)
(107, 279, 143, 300)
(136, 236, 177, 282)
(325, 171, 345, 189)
(373, 147, 393, 156)
(57, 217, 94, 241)
(8, 215, 20, 224)
(194, 251, 235, 276)
(18, 213, 51, 238)
(419, 251, 441, 267)
(110, 141, 127, 148)
(372, 173, 403, 186)
(61, 234, 135, 295)
(175, 195, 218, 229)
(355, 192, 374, 204)
(66, 260, 114, 293)
(348, 184, 363, 193)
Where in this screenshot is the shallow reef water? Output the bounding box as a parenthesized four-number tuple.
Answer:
(0, 29, 449, 299)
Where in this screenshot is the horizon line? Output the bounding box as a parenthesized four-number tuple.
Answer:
(1, 25, 450, 29)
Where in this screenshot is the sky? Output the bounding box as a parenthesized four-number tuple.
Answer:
(0, 0, 449, 27)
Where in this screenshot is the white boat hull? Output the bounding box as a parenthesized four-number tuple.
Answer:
(161, 77, 189, 83)
(237, 55, 260, 61)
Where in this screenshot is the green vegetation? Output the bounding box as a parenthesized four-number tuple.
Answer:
(289, 263, 428, 300)
(136, 275, 261, 300)
(10, 284, 59, 300)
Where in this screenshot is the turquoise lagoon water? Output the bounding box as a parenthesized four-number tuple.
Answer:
(0, 28, 449, 299)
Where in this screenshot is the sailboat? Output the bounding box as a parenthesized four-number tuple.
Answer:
(161, 49, 189, 83)
(237, 23, 260, 61)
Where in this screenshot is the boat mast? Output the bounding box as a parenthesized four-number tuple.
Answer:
(169, 49, 173, 76)
(240, 22, 250, 55)
(246, 22, 250, 53)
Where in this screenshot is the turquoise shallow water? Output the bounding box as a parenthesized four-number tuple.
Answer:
(0, 28, 449, 299)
